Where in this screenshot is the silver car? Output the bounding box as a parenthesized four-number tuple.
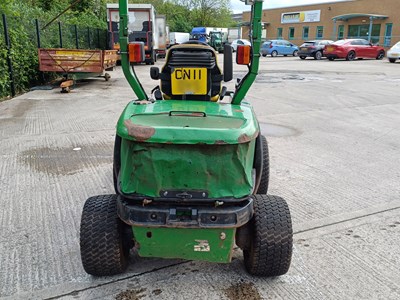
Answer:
(387, 41, 400, 63)
(230, 39, 251, 52)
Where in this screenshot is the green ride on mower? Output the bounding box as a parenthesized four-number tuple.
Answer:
(80, 0, 293, 277)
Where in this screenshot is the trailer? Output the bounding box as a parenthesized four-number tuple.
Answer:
(38, 48, 118, 92)
(165, 25, 170, 48)
(155, 15, 167, 58)
(169, 32, 190, 47)
(106, 3, 159, 64)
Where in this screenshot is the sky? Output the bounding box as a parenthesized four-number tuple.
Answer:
(230, 0, 345, 13)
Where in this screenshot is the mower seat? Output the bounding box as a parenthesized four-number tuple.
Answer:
(156, 42, 223, 101)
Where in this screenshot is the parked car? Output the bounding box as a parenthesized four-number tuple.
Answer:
(230, 39, 251, 52)
(324, 39, 385, 61)
(387, 41, 400, 63)
(298, 40, 334, 60)
(261, 40, 299, 57)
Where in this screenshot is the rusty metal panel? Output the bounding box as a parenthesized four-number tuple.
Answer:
(38, 49, 117, 73)
(102, 50, 119, 69)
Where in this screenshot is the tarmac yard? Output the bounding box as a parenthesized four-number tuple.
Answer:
(1, 56, 400, 299)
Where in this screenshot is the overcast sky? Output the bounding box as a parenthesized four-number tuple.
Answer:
(230, 0, 345, 13)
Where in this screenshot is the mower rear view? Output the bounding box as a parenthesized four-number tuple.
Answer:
(79, 0, 293, 277)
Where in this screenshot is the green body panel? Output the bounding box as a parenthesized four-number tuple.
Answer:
(120, 139, 255, 198)
(116, 100, 259, 145)
(133, 227, 236, 263)
(117, 101, 258, 198)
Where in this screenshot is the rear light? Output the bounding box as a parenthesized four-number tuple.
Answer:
(269, 44, 273, 48)
(128, 42, 145, 63)
(236, 45, 251, 65)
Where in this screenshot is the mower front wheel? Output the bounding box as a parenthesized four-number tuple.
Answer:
(243, 194, 293, 277)
(80, 194, 133, 276)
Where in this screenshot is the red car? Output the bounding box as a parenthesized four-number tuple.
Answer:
(324, 39, 385, 61)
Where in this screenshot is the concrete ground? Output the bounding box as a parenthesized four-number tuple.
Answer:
(1, 54, 400, 300)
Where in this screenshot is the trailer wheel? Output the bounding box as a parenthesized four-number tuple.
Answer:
(243, 194, 293, 277)
(80, 194, 133, 276)
(254, 135, 269, 194)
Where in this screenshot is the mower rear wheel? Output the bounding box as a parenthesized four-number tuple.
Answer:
(254, 134, 270, 194)
(244, 194, 293, 277)
(80, 194, 132, 276)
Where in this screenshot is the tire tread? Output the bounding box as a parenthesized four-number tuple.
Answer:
(244, 195, 293, 276)
(256, 135, 269, 194)
(80, 194, 130, 276)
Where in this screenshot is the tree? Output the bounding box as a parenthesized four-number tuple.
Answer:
(128, 0, 234, 30)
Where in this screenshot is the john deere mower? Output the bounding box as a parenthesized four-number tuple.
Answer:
(80, 0, 293, 277)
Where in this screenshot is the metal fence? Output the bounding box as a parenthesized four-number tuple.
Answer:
(0, 12, 108, 98)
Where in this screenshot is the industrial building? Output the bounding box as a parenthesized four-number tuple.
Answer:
(242, 0, 400, 47)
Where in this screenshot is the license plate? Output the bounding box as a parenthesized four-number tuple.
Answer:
(171, 68, 207, 95)
(301, 47, 308, 51)
(326, 46, 333, 52)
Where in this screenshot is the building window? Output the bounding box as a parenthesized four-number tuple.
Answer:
(277, 28, 283, 39)
(384, 23, 393, 47)
(338, 25, 344, 39)
(303, 27, 309, 40)
(289, 27, 295, 40)
(316, 26, 323, 39)
(348, 24, 381, 44)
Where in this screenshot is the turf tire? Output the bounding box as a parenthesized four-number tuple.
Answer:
(80, 194, 132, 276)
(244, 194, 293, 277)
